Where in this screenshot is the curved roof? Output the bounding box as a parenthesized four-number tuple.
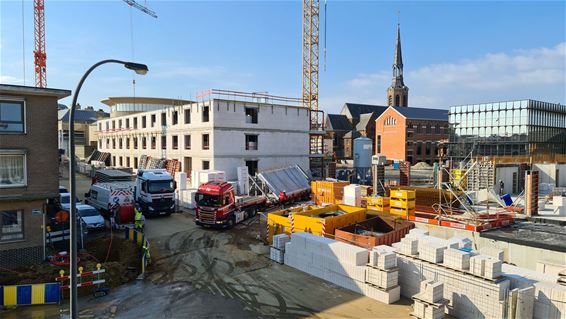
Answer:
(101, 97, 193, 107)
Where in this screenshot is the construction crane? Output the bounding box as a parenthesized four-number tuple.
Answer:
(123, 0, 158, 18)
(303, 0, 325, 179)
(33, 0, 46, 88)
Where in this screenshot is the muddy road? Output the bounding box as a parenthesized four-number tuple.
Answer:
(2, 210, 412, 318)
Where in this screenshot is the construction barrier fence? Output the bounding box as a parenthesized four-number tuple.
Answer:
(124, 228, 150, 274)
(0, 283, 60, 306)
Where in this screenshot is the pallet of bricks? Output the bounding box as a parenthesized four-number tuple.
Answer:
(284, 232, 400, 304)
(312, 180, 349, 205)
(395, 229, 511, 319)
(365, 246, 401, 303)
(389, 189, 415, 217)
(269, 234, 291, 263)
(411, 280, 448, 319)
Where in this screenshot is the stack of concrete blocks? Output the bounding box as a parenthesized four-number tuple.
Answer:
(270, 234, 290, 263)
(191, 170, 226, 188)
(443, 249, 471, 270)
(237, 166, 250, 195)
(284, 232, 400, 304)
(178, 189, 198, 209)
(397, 228, 429, 256)
(470, 255, 503, 280)
(551, 196, 566, 216)
(365, 246, 401, 301)
(447, 236, 472, 249)
(412, 280, 446, 319)
(343, 184, 362, 207)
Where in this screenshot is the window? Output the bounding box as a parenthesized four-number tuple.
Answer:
(118, 120, 122, 128)
(134, 157, 138, 169)
(202, 106, 209, 122)
(172, 111, 178, 125)
(184, 109, 191, 124)
(0, 153, 26, 187)
(119, 138, 123, 149)
(184, 135, 191, 150)
(112, 139, 116, 149)
(202, 160, 210, 170)
(112, 120, 115, 129)
(161, 136, 167, 149)
(105, 121, 109, 130)
(377, 135, 381, 153)
(126, 157, 130, 167)
(134, 137, 138, 149)
(425, 142, 431, 156)
(161, 113, 166, 126)
(416, 142, 422, 155)
(151, 136, 156, 149)
(172, 135, 178, 149)
(142, 137, 147, 149)
(98, 123, 102, 131)
(245, 134, 258, 150)
(395, 95, 400, 106)
(126, 118, 130, 128)
(119, 156, 123, 166)
(384, 116, 397, 126)
(133, 117, 138, 129)
(202, 134, 210, 150)
(426, 125, 431, 134)
(125, 138, 130, 149)
(151, 114, 156, 127)
(142, 116, 146, 128)
(0, 100, 25, 133)
(245, 107, 258, 124)
(1, 210, 23, 241)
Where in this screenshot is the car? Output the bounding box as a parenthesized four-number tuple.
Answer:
(59, 186, 68, 194)
(60, 193, 81, 211)
(76, 204, 105, 230)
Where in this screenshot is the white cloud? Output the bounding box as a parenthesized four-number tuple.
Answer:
(322, 42, 565, 113)
(0, 75, 24, 85)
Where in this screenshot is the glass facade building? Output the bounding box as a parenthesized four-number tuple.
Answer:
(448, 100, 566, 160)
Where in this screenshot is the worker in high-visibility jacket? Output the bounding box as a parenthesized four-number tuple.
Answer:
(134, 206, 145, 231)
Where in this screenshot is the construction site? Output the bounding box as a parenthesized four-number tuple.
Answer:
(1, 0, 565, 318)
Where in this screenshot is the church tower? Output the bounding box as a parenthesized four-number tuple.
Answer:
(387, 23, 409, 107)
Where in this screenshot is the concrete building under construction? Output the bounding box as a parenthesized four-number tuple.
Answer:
(95, 90, 310, 180)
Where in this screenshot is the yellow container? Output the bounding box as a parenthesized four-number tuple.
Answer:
(267, 206, 315, 243)
(367, 204, 390, 213)
(293, 204, 366, 238)
(389, 207, 415, 217)
(390, 199, 416, 209)
(390, 189, 416, 200)
(312, 181, 349, 205)
(367, 196, 390, 206)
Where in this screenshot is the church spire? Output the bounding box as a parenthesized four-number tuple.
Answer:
(392, 22, 404, 87)
(387, 17, 409, 107)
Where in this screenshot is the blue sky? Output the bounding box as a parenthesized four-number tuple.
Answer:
(1, 0, 564, 113)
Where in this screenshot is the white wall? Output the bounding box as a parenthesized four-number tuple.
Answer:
(495, 166, 518, 194)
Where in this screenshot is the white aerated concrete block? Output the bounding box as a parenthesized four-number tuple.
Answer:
(377, 252, 397, 270)
(419, 242, 446, 263)
(421, 281, 444, 303)
(272, 234, 290, 250)
(369, 250, 378, 267)
(424, 305, 445, 319)
(443, 248, 471, 270)
(484, 258, 502, 279)
(270, 247, 284, 263)
(364, 285, 400, 304)
(414, 300, 426, 318)
(400, 238, 419, 255)
(366, 267, 399, 289)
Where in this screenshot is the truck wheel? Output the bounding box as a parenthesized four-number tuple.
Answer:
(251, 208, 257, 217)
(226, 216, 236, 229)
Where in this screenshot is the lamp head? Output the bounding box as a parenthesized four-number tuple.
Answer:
(124, 62, 149, 75)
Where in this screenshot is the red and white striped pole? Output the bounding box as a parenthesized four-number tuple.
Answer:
(289, 212, 294, 233)
(321, 219, 326, 237)
(266, 219, 270, 242)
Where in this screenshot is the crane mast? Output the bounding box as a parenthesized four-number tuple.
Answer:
(303, 0, 325, 179)
(34, 0, 46, 88)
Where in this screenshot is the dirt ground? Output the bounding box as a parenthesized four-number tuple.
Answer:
(2, 170, 414, 318)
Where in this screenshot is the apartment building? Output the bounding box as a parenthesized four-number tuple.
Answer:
(0, 84, 71, 268)
(96, 90, 310, 180)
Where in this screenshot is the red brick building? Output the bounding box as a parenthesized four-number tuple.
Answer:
(375, 106, 448, 165)
(0, 85, 70, 268)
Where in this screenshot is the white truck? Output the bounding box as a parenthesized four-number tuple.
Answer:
(85, 169, 176, 217)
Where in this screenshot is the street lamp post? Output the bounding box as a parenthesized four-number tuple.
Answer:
(68, 59, 148, 318)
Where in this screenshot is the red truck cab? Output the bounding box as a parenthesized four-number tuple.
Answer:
(195, 181, 266, 228)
